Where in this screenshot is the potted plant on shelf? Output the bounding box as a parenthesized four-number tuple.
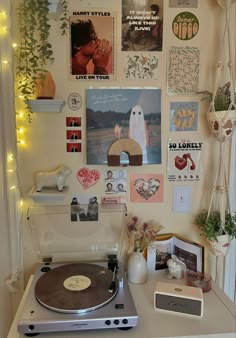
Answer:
(198, 82, 236, 142)
(195, 209, 236, 256)
(16, 0, 69, 121)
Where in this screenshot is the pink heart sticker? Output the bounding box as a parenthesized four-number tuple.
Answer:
(76, 167, 100, 190)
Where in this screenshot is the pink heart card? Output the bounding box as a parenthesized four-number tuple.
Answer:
(76, 167, 100, 190)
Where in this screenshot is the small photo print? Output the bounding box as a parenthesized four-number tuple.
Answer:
(104, 170, 127, 195)
(66, 117, 81, 127)
(67, 143, 81, 152)
(67, 130, 82, 140)
(70, 195, 98, 222)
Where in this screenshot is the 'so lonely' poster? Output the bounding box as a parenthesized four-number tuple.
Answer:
(167, 139, 202, 182)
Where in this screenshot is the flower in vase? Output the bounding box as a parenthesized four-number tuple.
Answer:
(127, 216, 164, 254)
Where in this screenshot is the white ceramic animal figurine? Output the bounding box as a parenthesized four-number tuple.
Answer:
(35, 165, 71, 192)
(166, 255, 186, 280)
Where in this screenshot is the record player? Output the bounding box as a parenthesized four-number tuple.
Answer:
(17, 204, 138, 336)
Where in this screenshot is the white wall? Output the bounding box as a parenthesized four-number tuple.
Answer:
(13, 0, 234, 285)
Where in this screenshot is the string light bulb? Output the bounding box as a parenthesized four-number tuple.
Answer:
(16, 111, 24, 118)
(8, 154, 14, 162)
(16, 127, 24, 134)
(17, 140, 25, 145)
(0, 11, 7, 36)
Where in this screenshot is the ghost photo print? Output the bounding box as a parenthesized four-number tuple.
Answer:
(86, 88, 161, 165)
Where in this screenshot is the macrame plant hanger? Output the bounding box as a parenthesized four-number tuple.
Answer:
(206, 0, 236, 261)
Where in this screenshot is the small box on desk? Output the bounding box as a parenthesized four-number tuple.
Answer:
(154, 281, 203, 317)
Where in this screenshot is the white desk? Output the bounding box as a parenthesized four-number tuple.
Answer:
(8, 273, 236, 338)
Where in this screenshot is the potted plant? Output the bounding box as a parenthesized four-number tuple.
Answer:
(195, 209, 236, 256)
(198, 82, 236, 142)
(16, 0, 69, 121)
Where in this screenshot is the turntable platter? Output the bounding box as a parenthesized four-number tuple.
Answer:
(35, 263, 119, 314)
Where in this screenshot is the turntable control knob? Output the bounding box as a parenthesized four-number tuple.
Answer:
(105, 320, 111, 326)
(28, 325, 35, 331)
(114, 319, 120, 325)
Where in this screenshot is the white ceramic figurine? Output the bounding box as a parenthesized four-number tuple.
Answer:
(35, 165, 71, 192)
(166, 255, 186, 280)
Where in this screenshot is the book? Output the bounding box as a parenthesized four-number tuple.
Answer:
(147, 233, 204, 273)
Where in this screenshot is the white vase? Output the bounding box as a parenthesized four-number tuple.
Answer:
(209, 234, 231, 256)
(127, 252, 147, 284)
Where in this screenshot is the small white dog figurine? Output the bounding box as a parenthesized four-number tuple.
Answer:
(35, 165, 71, 192)
(166, 255, 186, 280)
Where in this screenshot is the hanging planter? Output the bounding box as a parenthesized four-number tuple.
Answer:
(195, 210, 236, 256)
(207, 109, 236, 142)
(208, 234, 231, 256)
(198, 82, 236, 141)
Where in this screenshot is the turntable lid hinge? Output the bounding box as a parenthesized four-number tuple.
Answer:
(107, 254, 118, 272)
(42, 256, 53, 263)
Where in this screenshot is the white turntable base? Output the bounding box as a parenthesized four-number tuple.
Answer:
(8, 271, 236, 338)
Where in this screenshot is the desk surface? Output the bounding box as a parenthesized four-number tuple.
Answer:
(8, 272, 236, 338)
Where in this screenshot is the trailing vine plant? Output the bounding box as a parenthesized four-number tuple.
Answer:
(16, 0, 69, 122)
(60, 0, 69, 36)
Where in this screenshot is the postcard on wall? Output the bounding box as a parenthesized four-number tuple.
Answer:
(147, 233, 204, 272)
(167, 46, 200, 95)
(130, 174, 163, 203)
(122, 0, 163, 51)
(70, 194, 98, 222)
(170, 102, 198, 131)
(169, 0, 198, 8)
(86, 88, 162, 165)
(69, 10, 115, 80)
(167, 138, 202, 182)
(124, 54, 159, 80)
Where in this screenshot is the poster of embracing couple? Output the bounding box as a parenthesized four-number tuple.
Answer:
(69, 10, 115, 81)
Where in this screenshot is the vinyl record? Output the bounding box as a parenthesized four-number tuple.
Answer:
(35, 263, 119, 313)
